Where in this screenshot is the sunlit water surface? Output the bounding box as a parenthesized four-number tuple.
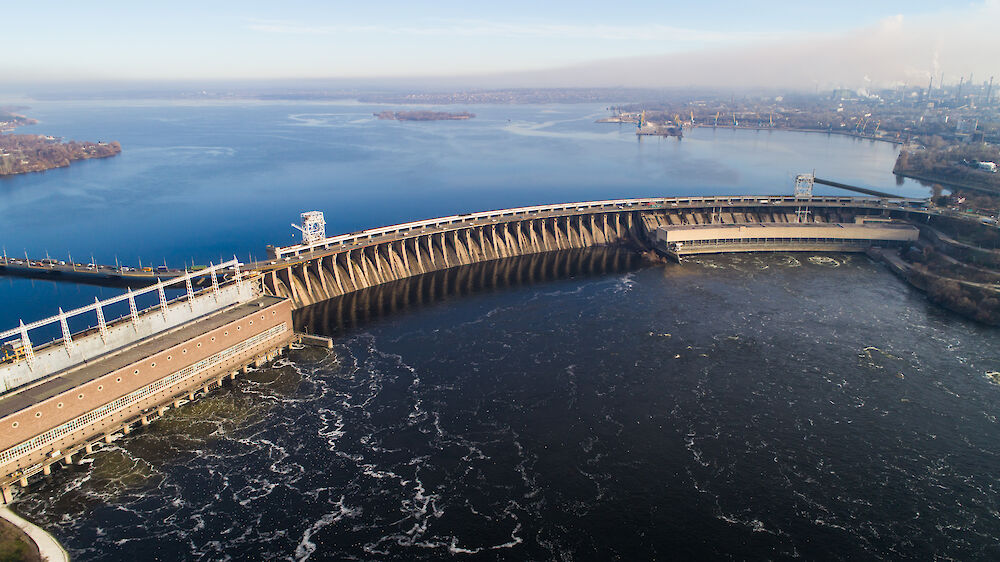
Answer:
(1, 100, 925, 328)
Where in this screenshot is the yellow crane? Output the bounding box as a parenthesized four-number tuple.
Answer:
(690, 110, 695, 124)
(1, 341, 28, 365)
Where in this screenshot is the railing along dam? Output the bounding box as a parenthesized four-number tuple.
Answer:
(255, 195, 926, 309)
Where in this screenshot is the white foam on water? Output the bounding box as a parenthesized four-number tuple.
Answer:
(293, 496, 361, 561)
(807, 256, 841, 267)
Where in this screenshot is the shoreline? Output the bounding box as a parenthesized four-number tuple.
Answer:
(0, 506, 69, 562)
(596, 120, 902, 145)
(687, 124, 903, 145)
(893, 170, 1000, 196)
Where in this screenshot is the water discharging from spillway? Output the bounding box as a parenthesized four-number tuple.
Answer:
(13, 251, 1000, 561)
(294, 247, 644, 336)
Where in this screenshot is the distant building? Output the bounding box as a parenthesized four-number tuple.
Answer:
(977, 161, 998, 172)
(830, 89, 855, 101)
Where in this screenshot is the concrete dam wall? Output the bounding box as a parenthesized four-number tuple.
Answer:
(294, 247, 643, 336)
(259, 196, 925, 309)
(264, 210, 641, 308)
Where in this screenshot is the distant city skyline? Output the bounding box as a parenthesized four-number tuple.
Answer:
(4, 0, 999, 91)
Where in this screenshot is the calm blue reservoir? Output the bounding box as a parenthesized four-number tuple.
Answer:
(1, 100, 924, 328)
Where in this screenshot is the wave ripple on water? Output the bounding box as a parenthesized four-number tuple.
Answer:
(13, 254, 1000, 561)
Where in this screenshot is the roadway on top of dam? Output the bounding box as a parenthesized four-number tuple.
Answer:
(255, 194, 925, 269)
(0, 295, 285, 420)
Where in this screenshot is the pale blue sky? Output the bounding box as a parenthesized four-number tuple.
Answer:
(2, 0, 992, 86)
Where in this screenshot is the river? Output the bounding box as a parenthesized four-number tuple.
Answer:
(5, 101, 999, 561)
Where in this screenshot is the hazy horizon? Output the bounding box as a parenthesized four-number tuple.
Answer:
(4, 1, 999, 95)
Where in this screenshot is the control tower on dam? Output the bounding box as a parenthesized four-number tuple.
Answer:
(255, 195, 929, 309)
(0, 261, 295, 504)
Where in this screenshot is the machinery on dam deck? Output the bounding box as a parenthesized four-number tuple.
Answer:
(0, 260, 296, 504)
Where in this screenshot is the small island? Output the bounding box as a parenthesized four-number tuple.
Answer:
(374, 110, 475, 121)
(0, 108, 122, 177)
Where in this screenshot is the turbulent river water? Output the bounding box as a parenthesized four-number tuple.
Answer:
(14, 250, 1000, 560)
(2, 101, 998, 560)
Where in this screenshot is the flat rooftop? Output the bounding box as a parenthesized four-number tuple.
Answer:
(0, 295, 286, 420)
(656, 222, 919, 243)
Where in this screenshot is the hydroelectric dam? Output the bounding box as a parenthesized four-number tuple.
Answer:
(255, 194, 924, 309)
(0, 192, 930, 503)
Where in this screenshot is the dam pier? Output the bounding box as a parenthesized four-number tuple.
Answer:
(0, 192, 938, 503)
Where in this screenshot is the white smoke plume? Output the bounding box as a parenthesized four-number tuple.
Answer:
(476, 3, 1000, 90)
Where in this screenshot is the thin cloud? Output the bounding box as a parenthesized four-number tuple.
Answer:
(245, 18, 780, 44)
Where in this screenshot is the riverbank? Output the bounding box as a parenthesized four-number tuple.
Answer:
(0, 507, 68, 562)
(893, 143, 1000, 197)
(0, 134, 122, 177)
(0, 514, 40, 562)
(688, 123, 903, 145)
(894, 170, 1000, 196)
(868, 217, 1000, 326)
